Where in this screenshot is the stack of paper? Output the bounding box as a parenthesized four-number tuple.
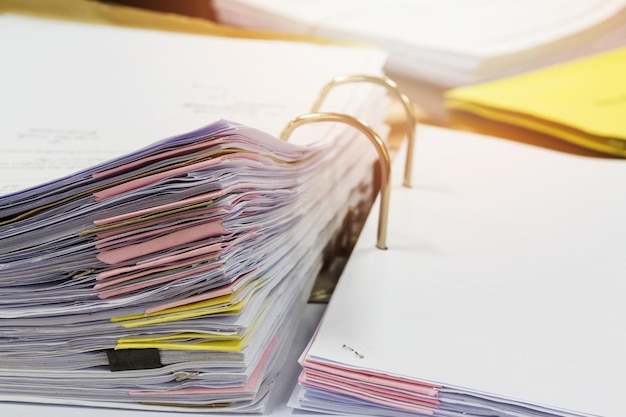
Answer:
(214, 0, 626, 87)
(292, 124, 626, 417)
(0, 119, 377, 412)
(0, 12, 389, 413)
(445, 46, 626, 157)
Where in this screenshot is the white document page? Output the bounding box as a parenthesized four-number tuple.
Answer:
(302, 125, 626, 417)
(0, 13, 386, 196)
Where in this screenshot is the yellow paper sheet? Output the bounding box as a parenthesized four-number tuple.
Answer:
(111, 276, 266, 328)
(445, 47, 626, 157)
(114, 339, 245, 351)
(115, 333, 247, 352)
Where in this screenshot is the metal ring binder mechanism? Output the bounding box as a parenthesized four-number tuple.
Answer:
(280, 112, 391, 250)
(281, 74, 417, 252)
(311, 74, 417, 188)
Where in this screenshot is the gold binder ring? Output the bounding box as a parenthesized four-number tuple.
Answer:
(311, 74, 416, 188)
(280, 112, 390, 250)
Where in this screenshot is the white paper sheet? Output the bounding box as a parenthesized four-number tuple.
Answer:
(297, 124, 626, 417)
(0, 13, 386, 195)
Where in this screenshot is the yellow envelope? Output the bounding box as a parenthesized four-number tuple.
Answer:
(445, 47, 626, 157)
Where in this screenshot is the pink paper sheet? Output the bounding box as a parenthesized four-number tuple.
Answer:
(97, 221, 225, 264)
